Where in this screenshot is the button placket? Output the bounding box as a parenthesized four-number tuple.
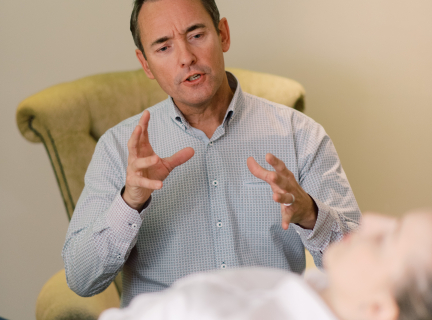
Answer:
(206, 140, 230, 273)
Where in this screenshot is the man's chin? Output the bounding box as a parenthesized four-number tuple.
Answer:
(174, 92, 215, 109)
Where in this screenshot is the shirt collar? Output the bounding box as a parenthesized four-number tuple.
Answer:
(167, 71, 245, 130)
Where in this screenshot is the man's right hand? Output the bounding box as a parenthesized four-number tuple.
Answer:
(123, 110, 195, 210)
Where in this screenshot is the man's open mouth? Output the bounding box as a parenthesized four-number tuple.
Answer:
(187, 74, 201, 81)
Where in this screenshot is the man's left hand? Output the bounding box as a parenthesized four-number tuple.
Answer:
(247, 153, 318, 230)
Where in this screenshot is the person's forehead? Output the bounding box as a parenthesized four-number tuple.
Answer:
(139, 0, 212, 43)
(360, 213, 398, 236)
(399, 211, 432, 245)
(391, 211, 432, 278)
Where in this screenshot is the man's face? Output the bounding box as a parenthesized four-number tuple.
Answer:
(323, 211, 432, 319)
(136, 0, 230, 109)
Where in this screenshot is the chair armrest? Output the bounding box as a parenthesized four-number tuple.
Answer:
(36, 269, 120, 320)
(15, 70, 165, 218)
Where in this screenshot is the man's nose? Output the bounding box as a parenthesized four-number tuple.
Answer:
(178, 42, 196, 68)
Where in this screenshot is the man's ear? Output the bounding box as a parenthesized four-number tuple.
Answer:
(363, 293, 399, 320)
(135, 49, 155, 80)
(218, 17, 231, 53)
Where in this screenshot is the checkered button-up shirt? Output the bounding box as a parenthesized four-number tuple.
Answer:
(62, 73, 360, 307)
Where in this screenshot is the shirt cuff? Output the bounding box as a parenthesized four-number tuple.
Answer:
(292, 196, 341, 253)
(104, 190, 152, 241)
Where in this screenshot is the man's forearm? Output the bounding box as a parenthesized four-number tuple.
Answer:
(62, 191, 146, 297)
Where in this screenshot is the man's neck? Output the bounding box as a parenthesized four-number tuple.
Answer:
(174, 75, 234, 139)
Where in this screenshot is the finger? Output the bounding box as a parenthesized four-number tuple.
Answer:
(138, 109, 151, 131)
(266, 153, 292, 177)
(273, 192, 295, 205)
(137, 110, 155, 158)
(127, 125, 143, 161)
(281, 204, 293, 230)
(131, 155, 160, 171)
(127, 174, 163, 190)
(247, 157, 286, 193)
(246, 157, 268, 181)
(164, 147, 195, 171)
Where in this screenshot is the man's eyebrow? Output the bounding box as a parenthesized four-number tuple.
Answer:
(151, 36, 170, 48)
(185, 23, 206, 34)
(150, 24, 207, 48)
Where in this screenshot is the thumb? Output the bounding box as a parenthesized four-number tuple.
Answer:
(164, 147, 195, 171)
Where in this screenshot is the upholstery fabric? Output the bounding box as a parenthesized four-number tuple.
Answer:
(16, 68, 305, 319)
(36, 270, 120, 320)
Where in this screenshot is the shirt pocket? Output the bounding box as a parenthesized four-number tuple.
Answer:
(241, 179, 277, 215)
(243, 179, 269, 188)
(240, 179, 279, 237)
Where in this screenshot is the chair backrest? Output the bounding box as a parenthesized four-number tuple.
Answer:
(16, 68, 305, 220)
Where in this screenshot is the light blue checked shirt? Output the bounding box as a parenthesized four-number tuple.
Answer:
(63, 73, 360, 307)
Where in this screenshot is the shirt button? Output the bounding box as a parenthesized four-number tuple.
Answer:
(221, 263, 227, 269)
(212, 180, 218, 187)
(209, 141, 214, 146)
(117, 254, 122, 260)
(217, 221, 223, 228)
(131, 223, 138, 229)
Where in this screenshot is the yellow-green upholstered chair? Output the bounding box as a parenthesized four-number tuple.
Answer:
(16, 68, 307, 320)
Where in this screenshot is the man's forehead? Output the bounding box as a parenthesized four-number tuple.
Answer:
(139, 0, 211, 42)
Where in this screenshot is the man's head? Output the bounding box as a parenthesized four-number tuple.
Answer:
(323, 210, 432, 320)
(130, 0, 231, 111)
(131, 0, 220, 59)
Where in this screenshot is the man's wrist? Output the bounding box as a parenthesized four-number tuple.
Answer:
(297, 196, 318, 230)
(121, 186, 149, 211)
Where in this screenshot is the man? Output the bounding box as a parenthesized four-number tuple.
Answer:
(62, 0, 360, 307)
(99, 210, 432, 320)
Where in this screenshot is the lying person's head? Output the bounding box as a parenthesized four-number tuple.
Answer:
(323, 210, 432, 320)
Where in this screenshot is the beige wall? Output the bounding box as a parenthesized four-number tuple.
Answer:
(1, 0, 431, 318)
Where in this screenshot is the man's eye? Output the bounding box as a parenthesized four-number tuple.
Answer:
(193, 34, 202, 39)
(158, 46, 168, 52)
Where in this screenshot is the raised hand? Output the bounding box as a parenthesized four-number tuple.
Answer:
(247, 153, 318, 230)
(123, 110, 195, 210)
